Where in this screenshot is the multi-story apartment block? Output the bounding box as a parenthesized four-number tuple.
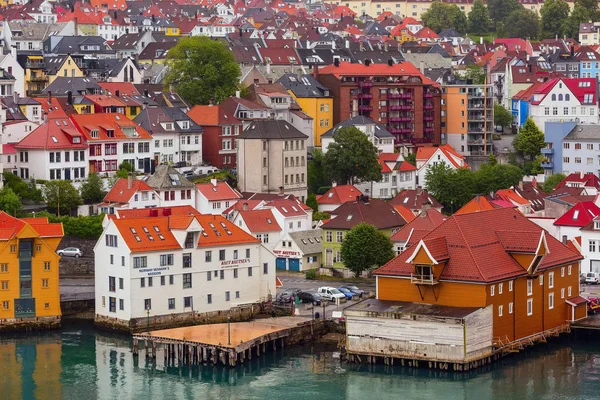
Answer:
(0, 212, 63, 326)
(442, 80, 494, 156)
(316, 61, 441, 147)
(237, 120, 308, 201)
(94, 211, 276, 329)
(561, 125, 600, 176)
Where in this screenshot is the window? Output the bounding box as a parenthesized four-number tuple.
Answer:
(105, 234, 118, 247)
(184, 296, 192, 308)
(246, 249, 250, 258)
(498, 305, 503, 317)
(527, 279, 533, 295)
(144, 299, 152, 310)
(509, 280, 513, 292)
(326, 231, 332, 242)
(207, 271, 212, 281)
(490, 285, 495, 296)
(234, 268, 238, 278)
(220, 270, 224, 280)
(42, 279, 49, 288)
(561, 266, 565, 277)
(248, 267, 253, 277)
(549, 272, 554, 288)
(148, 277, 153, 287)
(263, 263, 268, 274)
(140, 278, 145, 288)
(509, 302, 514, 314)
(527, 298, 533, 316)
(207, 294, 212, 304)
(169, 275, 174, 285)
(119, 278, 124, 290)
(540, 274, 544, 285)
(561, 288, 565, 299)
(225, 291, 230, 301)
(44, 261, 51, 271)
(336, 231, 343, 243)
(549, 293, 554, 309)
(568, 265, 572, 275)
(183, 273, 192, 289)
(1, 281, 8, 290)
(499, 283, 503, 294)
(110, 254, 114, 265)
(206, 251, 212, 262)
(183, 253, 192, 268)
(568, 286, 572, 297)
(219, 249, 226, 261)
(160, 254, 174, 266)
(133, 256, 147, 269)
(108, 276, 116, 292)
(236, 291, 240, 299)
(0, 264, 7, 273)
(2, 301, 8, 310)
(168, 298, 175, 310)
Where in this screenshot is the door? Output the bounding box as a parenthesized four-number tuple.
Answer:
(289, 258, 300, 272)
(325, 249, 333, 266)
(276, 258, 287, 270)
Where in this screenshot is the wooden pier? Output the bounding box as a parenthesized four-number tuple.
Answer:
(132, 317, 320, 367)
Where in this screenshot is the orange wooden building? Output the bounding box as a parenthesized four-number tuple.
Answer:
(374, 208, 587, 344)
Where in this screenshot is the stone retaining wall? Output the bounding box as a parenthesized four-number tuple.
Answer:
(0, 316, 61, 333)
(58, 236, 97, 276)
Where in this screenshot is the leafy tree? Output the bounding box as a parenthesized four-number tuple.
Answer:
(405, 152, 416, 166)
(425, 162, 475, 211)
(474, 163, 524, 194)
(307, 148, 329, 194)
(494, 103, 513, 129)
(487, 0, 522, 29)
(118, 161, 134, 172)
(422, 2, 467, 33)
(503, 8, 540, 39)
(306, 193, 318, 212)
(459, 64, 486, 84)
(115, 169, 129, 179)
(43, 180, 82, 216)
(80, 172, 105, 204)
(313, 211, 331, 221)
(562, 4, 594, 38)
(0, 187, 22, 216)
(468, 0, 491, 35)
(164, 36, 241, 105)
(340, 223, 395, 277)
(513, 118, 545, 160)
(3, 172, 42, 203)
(488, 154, 498, 166)
(540, 0, 570, 39)
(543, 173, 566, 193)
(322, 127, 382, 185)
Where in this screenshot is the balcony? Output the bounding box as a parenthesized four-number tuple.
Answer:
(388, 93, 412, 99)
(424, 116, 434, 122)
(541, 161, 554, 168)
(30, 74, 48, 82)
(358, 105, 372, 111)
(358, 93, 373, 99)
(411, 273, 438, 285)
(424, 127, 434, 133)
(26, 62, 46, 69)
(424, 103, 434, 110)
(388, 105, 412, 111)
(389, 128, 412, 134)
(389, 116, 412, 123)
(541, 148, 554, 155)
(358, 80, 373, 88)
(424, 92, 433, 99)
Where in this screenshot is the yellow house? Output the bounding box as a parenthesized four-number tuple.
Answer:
(279, 74, 333, 147)
(164, 26, 180, 36)
(24, 55, 49, 97)
(47, 55, 84, 84)
(0, 212, 63, 328)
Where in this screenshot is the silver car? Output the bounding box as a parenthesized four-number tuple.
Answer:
(57, 247, 83, 258)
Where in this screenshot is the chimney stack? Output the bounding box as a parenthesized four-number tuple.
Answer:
(420, 201, 431, 216)
(13, 91, 18, 104)
(235, 90, 240, 98)
(243, 202, 248, 211)
(144, 88, 149, 97)
(47, 91, 52, 104)
(211, 178, 217, 186)
(279, 186, 284, 195)
(581, 170, 585, 179)
(419, 60, 424, 74)
(115, 90, 120, 97)
(519, 181, 524, 191)
(67, 91, 73, 105)
(127, 174, 133, 189)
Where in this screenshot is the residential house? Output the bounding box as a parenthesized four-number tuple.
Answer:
(237, 119, 308, 201)
(145, 165, 196, 209)
(272, 229, 322, 271)
(232, 208, 282, 250)
(0, 48, 24, 95)
(561, 125, 600, 176)
(580, 215, 600, 273)
(389, 188, 443, 215)
(575, 46, 600, 79)
(321, 116, 395, 155)
(355, 152, 417, 199)
(195, 180, 242, 215)
(555, 172, 600, 195)
(99, 176, 160, 215)
(579, 22, 600, 46)
(0, 213, 64, 327)
(512, 82, 544, 128)
(110, 31, 155, 59)
(541, 121, 578, 175)
(317, 185, 362, 213)
(390, 206, 446, 254)
(547, 47, 580, 78)
(554, 201, 600, 242)
(513, 180, 546, 215)
(415, 144, 468, 188)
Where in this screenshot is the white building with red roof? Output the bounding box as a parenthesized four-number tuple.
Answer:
(317, 184, 362, 213)
(95, 212, 276, 328)
(14, 118, 88, 181)
(416, 144, 468, 188)
(195, 179, 242, 215)
(554, 201, 600, 241)
(355, 152, 417, 199)
(529, 78, 599, 132)
(99, 176, 160, 215)
(232, 209, 282, 250)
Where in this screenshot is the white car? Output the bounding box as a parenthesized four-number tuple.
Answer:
(318, 287, 346, 302)
(586, 272, 600, 284)
(57, 247, 83, 258)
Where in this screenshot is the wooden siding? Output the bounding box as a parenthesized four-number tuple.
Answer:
(378, 276, 487, 307)
(486, 280, 517, 342)
(575, 304, 587, 320)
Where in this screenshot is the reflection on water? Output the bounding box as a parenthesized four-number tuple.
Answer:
(1, 324, 600, 400)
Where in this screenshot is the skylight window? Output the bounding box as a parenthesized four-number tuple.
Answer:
(573, 210, 580, 219)
(267, 218, 272, 224)
(403, 197, 409, 204)
(130, 227, 137, 234)
(346, 214, 353, 221)
(158, 234, 165, 240)
(51, 136, 58, 143)
(281, 207, 289, 213)
(134, 235, 141, 242)
(142, 226, 149, 233)
(153, 226, 160, 232)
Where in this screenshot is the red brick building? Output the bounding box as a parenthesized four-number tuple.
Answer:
(315, 61, 441, 146)
(187, 103, 242, 170)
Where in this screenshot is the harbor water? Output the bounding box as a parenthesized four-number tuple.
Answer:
(1, 323, 600, 400)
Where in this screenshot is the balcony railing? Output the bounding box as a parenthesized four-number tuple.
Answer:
(541, 148, 554, 155)
(411, 273, 438, 285)
(541, 161, 554, 168)
(424, 127, 434, 133)
(359, 80, 373, 88)
(358, 93, 373, 99)
(30, 75, 48, 82)
(424, 116, 434, 122)
(358, 105, 372, 111)
(389, 128, 412, 134)
(26, 62, 46, 69)
(389, 116, 412, 122)
(424, 103, 434, 110)
(388, 105, 412, 111)
(388, 93, 412, 99)
(424, 92, 433, 98)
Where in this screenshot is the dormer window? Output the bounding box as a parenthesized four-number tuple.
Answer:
(106, 129, 115, 138)
(90, 130, 99, 138)
(73, 137, 81, 143)
(595, 221, 600, 230)
(165, 123, 173, 130)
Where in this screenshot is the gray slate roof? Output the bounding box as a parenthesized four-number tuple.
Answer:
(564, 125, 600, 142)
(41, 77, 101, 96)
(239, 120, 308, 140)
(289, 229, 322, 255)
(277, 73, 331, 98)
(321, 116, 393, 139)
(145, 165, 195, 190)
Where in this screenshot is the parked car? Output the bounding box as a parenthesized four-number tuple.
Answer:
(317, 287, 346, 302)
(57, 247, 83, 258)
(586, 272, 600, 284)
(183, 170, 194, 178)
(581, 274, 587, 284)
(298, 291, 322, 305)
(341, 285, 365, 298)
(277, 288, 301, 303)
(337, 287, 355, 300)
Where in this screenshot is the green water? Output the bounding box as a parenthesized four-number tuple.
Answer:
(1, 323, 600, 400)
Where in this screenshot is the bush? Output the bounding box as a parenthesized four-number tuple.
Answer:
(305, 269, 317, 280)
(50, 214, 105, 239)
(317, 186, 331, 195)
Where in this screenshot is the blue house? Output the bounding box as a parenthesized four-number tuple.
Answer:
(511, 82, 543, 128)
(542, 121, 577, 174)
(576, 46, 600, 79)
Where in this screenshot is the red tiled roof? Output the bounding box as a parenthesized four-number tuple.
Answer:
(265, 199, 308, 216)
(238, 209, 281, 232)
(377, 208, 582, 282)
(392, 204, 417, 223)
(391, 208, 446, 243)
(496, 189, 530, 206)
(389, 189, 442, 210)
(317, 61, 425, 79)
(416, 144, 467, 169)
(16, 119, 87, 150)
(556, 173, 600, 190)
(116, 206, 201, 219)
(318, 185, 362, 205)
(85, 94, 126, 108)
(566, 296, 588, 306)
(104, 178, 155, 204)
(98, 82, 140, 96)
(554, 202, 600, 227)
(414, 27, 439, 39)
(196, 181, 242, 201)
(71, 113, 152, 141)
(0, 212, 63, 240)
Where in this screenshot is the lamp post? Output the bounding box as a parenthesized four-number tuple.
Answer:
(147, 307, 150, 334)
(227, 315, 231, 345)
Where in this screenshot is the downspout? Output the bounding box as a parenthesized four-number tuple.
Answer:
(463, 321, 467, 361)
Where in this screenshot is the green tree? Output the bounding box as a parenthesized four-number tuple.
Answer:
(313, 211, 331, 221)
(459, 64, 486, 84)
(0, 187, 22, 216)
(487, 0, 522, 29)
(513, 118, 545, 160)
(164, 36, 241, 105)
(322, 127, 382, 185)
(3, 172, 43, 202)
(540, 0, 570, 39)
(494, 103, 513, 129)
(80, 172, 105, 204)
(306, 193, 318, 212)
(422, 2, 467, 33)
(504, 8, 540, 39)
(340, 223, 395, 277)
(468, 0, 491, 35)
(307, 148, 329, 194)
(405, 152, 416, 166)
(474, 163, 524, 194)
(543, 173, 566, 193)
(425, 162, 475, 211)
(43, 180, 83, 217)
(562, 4, 594, 38)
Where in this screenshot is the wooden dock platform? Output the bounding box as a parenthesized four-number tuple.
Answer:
(571, 313, 600, 330)
(132, 317, 319, 367)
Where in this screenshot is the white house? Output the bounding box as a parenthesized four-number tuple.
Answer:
(106, 58, 142, 84)
(416, 144, 468, 188)
(232, 208, 283, 251)
(94, 212, 276, 326)
(355, 153, 417, 199)
(580, 215, 600, 273)
(553, 201, 600, 242)
(321, 116, 395, 155)
(100, 176, 160, 214)
(0, 48, 24, 95)
(264, 199, 312, 234)
(272, 229, 322, 271)
(195, 179, 242, 215)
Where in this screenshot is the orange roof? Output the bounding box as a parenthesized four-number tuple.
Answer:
(40, 98, 68, 119)
(455, 196, 496, 215)
(392, 204, 416, 223)
(496, 189, 530, 206)
(0, 212, 63, 240)
(187, 105, 220, 126)
(89, 0, 127, 10)
(238, 209, 281, 232)
(317, 61, 424, 79)
(318, 185, 362, 205)
(98, 82, 140, 96)
(113, 217, 181, 252)
(85, 94, 126, 108)
(117, 206, 201, 219)
(71, 113, 152, 141)
(196, 181, 242, 201)
(196, 215, 260, 247)
(104, 178, 155, 204)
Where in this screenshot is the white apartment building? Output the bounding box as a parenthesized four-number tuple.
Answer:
(195, 180, 242, 215)
(581, 216, 600, 273)
(416, 144, 468, 188)
(94, 213, 276, 325)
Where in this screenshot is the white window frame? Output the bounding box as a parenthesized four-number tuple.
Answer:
(527, 298, 533, 316)
(527, 279, 533, 296)
(549, 292, 554, 310)
(509, 302, 513, 314)
(549, 272, 554, 288)
(490, 285, 495, 296)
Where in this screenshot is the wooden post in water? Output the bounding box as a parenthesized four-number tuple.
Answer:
(152, 342, 156, 359)
(144, 340, 148, 357)
(133, 338, 139, 356)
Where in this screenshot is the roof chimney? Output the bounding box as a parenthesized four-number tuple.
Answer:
(243, 202, 249, 211)
(365, 59, 371, 67)
(13, 91, 18, 104)
(47, 90, 52, 104)
(144, 88, 149, 97)
(581, 170, 585, 179)
(532, 177, 537, 188)
(571, 45, 575, 57)
(127, 174, 133, 189)
(279, 186, 284, 195)
(388, 58, 393, 66)
(67, 91, 73, 105)
(235, 90, 240, 98)
(420, 201, 431, 215)
(519, 181, 523, 191)
(115, 90, 120, 97)
(334, 58, 340, 67)
(211, 178, 217, 186)
(419, 60, 424, 74)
